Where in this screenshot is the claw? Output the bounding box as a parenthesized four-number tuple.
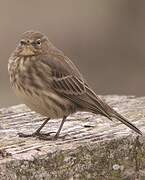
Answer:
(37, 134, 67, 141)
(38, 135, 58, 141)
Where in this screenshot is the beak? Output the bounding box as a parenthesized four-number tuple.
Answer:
(19, 46, 35, 56)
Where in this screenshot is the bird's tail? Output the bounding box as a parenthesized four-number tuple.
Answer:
(108, 108, 142, 135)
(86, 87, 142, 135)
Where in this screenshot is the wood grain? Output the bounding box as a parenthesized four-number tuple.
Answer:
(0, 95, 145, 179)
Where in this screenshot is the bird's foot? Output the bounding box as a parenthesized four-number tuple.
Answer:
(18, 131, 55, 138)
(37, 134, 58, 141)
(37, 133, 67, 141)
(18, 131, 66, 141)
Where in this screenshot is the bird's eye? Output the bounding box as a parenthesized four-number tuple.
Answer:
(36, 39, 41, 46)
(20, 40, 27, 46)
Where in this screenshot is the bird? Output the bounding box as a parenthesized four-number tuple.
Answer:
(8, 30, 142, 140)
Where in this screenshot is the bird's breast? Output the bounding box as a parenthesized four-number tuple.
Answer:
(8, 55, 76, 119)
(8, 56, 31, 85)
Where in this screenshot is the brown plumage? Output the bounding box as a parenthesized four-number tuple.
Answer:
(8, 30, 142, 140)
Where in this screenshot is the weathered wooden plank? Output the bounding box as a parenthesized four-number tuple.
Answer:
(0, 95, 145, 179)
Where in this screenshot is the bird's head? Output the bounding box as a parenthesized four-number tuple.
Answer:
(15, 30, 51, 57)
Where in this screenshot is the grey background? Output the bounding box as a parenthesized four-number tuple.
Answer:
(1, 0, 145, 108)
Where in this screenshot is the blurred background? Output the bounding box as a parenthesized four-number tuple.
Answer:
(1, 0, 145, 108)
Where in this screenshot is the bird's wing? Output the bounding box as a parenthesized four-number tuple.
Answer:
(52, 75, 86, 95)
(40, 51, 118, 117)
(40, 50, 87, 96)
(39, 51, 114, 117)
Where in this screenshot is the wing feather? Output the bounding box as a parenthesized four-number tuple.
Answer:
(52, 75, 85, 95)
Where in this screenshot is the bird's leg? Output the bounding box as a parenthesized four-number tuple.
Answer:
(34, 118, 51, 135)
(54, 116, 67, 139)
(18, 118, 51, 137)
(38, 116, 67, 140)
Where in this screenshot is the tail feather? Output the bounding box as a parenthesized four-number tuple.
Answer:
(61, 84, 142, 135)
(110, 110, 142, 135)
(86, 86, 142, 135)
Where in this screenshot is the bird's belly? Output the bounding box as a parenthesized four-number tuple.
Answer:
(13, 86, 74, 119)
